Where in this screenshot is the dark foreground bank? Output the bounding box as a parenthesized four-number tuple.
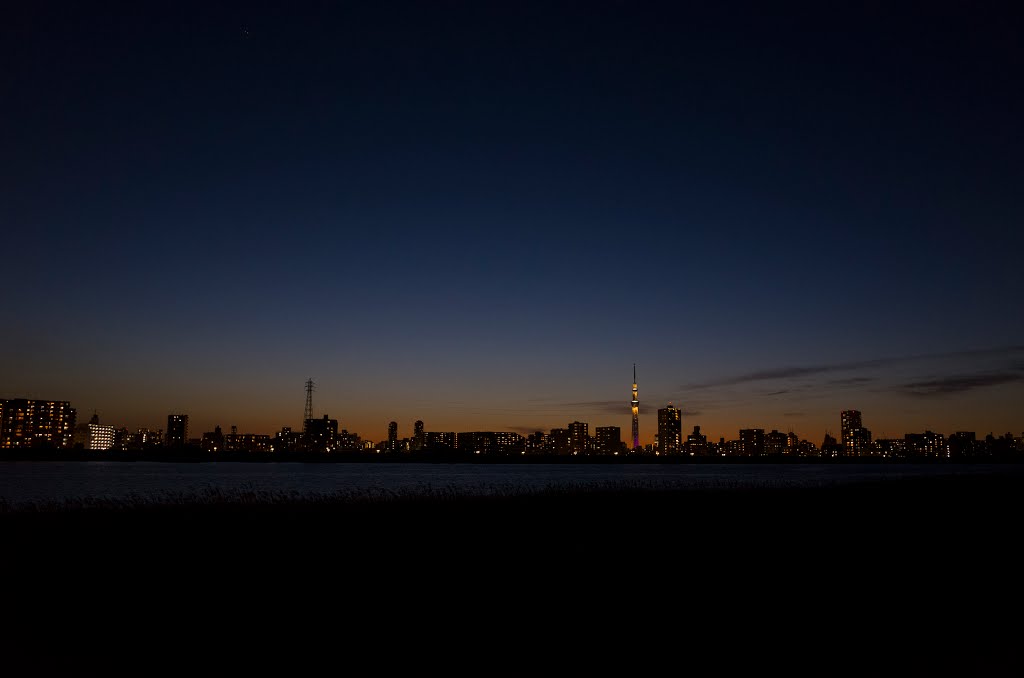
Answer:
(4, 472, 1020, 672)
(5, 472, 1021, 568)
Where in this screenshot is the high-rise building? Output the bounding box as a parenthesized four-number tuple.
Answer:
(86, 413, 115, 451)
(274, 426, 300, 453)
(166, 414, 189, 447)
(0, 399, 76, 449)
(849, 428, 872, 456)
(686, 426, 707, 455)
(114, 428, 162, 450)
(525, 431, 546, 454)
(548, 428, 570, 455)
(209, 425, 274, 453)
(948, 431, 977, 457)
(304, 415, 338, 452)
(905, 430, 945, 457)
(336, 429, 361, 452)
(425, 431, 456, 449)
(821, 432, 841, 457)
(657, 404, 682, 455)
(201, 425, 225, 452)
(412, 420, 425, 451)
(568, 421, 589, 456)
(841, 410, 872, 456)
(739, 428, 765, 456)
(456, 431, 494, 454)
(304, 416, 337, 450)
(841, 410, 862, 436)
(456, 431, 477, 453)
(841, 410, 861, 453)
(765, 429, 788, 456)
(631, 364, 639, 450)
(875, 438, 906, 458)
(595, 426, 622, 455)
(451, 431, 525, 455)
(387, 421, 398, 452)
(494, 432, 526, 454)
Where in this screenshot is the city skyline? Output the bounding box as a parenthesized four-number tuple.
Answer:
(4, 392, 1021, 459)
(4, 352, 1023, 448)
(4, 3, 1022, 441)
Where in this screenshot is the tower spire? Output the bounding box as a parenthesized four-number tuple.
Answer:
(303, 378, 315, 431)
(631, 364, 639, 451)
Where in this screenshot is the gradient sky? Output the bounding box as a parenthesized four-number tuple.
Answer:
(3, 2, 1023, 443)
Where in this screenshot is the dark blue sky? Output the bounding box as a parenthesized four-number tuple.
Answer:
(3, 1, 1023, 442)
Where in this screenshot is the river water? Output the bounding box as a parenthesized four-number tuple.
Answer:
(0, 461, 1016, 505)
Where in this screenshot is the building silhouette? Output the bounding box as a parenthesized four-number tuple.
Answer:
(630, 364, 639, 450)
(301, 415, 337, 452)
(548, 428, 570, 455)
(330, 429, 357, 451)
(657, 404, 682, 455)
(906, 430, 945, 457)
(595, 426, 622, 455)
(525, 431, 546, 454)
(112, 428, 162, 450)
(841, 410, 872, 456)
(412, 420, 425, 451)
(821, 432, 841, 457)
(948, 431, 977, 457)
(495, 432, 526, 454)
(0, 399, 76, 449)
(273, 426, 300, 453)
(452, 431, 523, 455)
(765, 429, 788, 456)
(568, 421, 589, 456)
(425, 431, 455, 449)
(739, 428, 765, 456)
(86, 413, 115, 451)
(456, 431, 484, 453)
(201, 426, 225, 452)
(686, 425, 708, 455)
(387, 421, 398, 452)
(166, 414, 189, 447)
(224, 425, 272, 453)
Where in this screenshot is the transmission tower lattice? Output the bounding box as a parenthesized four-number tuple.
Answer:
(303, 378, 315, 428)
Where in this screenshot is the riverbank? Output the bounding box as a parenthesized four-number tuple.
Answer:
(5, 472, 1020, 562)
(4, 471, 1018, 670)
(3, 448, 1022, 463)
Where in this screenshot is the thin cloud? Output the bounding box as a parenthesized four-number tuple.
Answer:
(560, 400, 632, 415)
(688, 345, 1024, 389)
(689, 359, 890, 388)
(561, 400, 677, 416)
(901, 372, 1024, 397)
(828, 376, 876, 386)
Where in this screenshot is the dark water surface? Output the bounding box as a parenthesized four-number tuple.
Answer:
(0, 461, 1019, 505)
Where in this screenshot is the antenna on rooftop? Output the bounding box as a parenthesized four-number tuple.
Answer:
(303, 378, 315, 428)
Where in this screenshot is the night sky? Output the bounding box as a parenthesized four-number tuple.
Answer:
(3, 1, 1023, 443)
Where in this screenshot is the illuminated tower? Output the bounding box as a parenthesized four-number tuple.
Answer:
(303, 378, 315, 432)
(631, 364, 639, 450)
